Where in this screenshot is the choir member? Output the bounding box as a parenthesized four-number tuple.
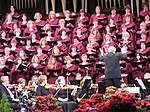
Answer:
(34, 12, 45, 34)
(76, 9, 89, 27)
(9, 22, 19, 37)
(79, 53, 93, 77)
(56, 37, 67, 54)
(31, 33, 39, 46)
(60, 29, 71, 47)
(36, 75, 50, 96)
(74, 27, 88, 47)
(3, 47, 15, 68)
(88, 35, 99, 53)
(17, 49, 30, 65)
(76, 76, 96, 102)
(13, 28, 26, 46)
(69, 45, 80, 65)
(73, 19, 88, 36)
(69, 37, 85, 54)
(18, 13, 28, 30)
(46, 56, 62, 84)
(103, 25, 116, 42)
(10, 39, 20, 57)
(144, 14, 150, 31)
(64, 10, 74, 29)
(36, 47, 48, 66)
(7, 5, 19, 20)
(0, 30, 11, 47)
(122, 5, 135, 21)
(139, 2, 150, 22)
(90, 18, 103, 34)
(108, 17, 119, 33)
(24, 38, 36, 58)
(51, 46, 64, 64)
(86, 44, 98, 62)
(55, 19, 70, 37)
(122, 15, 136, 33)
(63, 55, 78, 82)
(132, 53, 147, 80)
(46, 11, 59, 32)
(45, 29, 57, 47)
(108, 7, 122, 26)
(101, 34, 115, 47)
(23, 20, 38, 37)
(2, 14, 13, 32)
(39, 38, 51, 55)
(136, 31, 150, 49)
(89, 6, 106, 26)
(12, 57, 28, 83)
(0, 56, 10, 77)
(29, 55, 44, 77)
(137, 41, 150, 57)
(89, 27, 103, 45)
(120, 31, 135, 51)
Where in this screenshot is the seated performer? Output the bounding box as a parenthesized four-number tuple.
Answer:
(53, 76, 78, 112)
(76, 76, 97, 102)
(36, 75, 50, 96)
(0, 76, 20, 111)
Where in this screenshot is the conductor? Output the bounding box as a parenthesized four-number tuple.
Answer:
(99, 46, 127, 88)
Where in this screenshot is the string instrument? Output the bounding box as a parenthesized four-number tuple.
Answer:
(44, 84, 57, 89)
(8, 84, 35, 91)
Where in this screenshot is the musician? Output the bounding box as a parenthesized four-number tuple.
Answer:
(54, 76, 78, 112)
(76, 76, 96, 102)
(0, 76, 20, 111)
(36, 75, 50, 96)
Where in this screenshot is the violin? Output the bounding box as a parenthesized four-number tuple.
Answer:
(8, 84, 35, 91)
(44, 84, 57, 89)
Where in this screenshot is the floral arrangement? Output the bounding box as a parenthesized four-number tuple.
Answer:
(74, 86, 150, 112)
(32, 94, 62, 112)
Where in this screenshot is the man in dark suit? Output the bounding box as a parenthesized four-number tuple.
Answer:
(99, 46, 127, 88)
(0, 76, 20, 111)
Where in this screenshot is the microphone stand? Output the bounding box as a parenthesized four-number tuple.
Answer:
(66, 72, 70, 112)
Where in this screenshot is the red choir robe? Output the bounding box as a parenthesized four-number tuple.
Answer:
(108, 14, 122, 26)
(90, 13, 107, 25)
(76, 16, 89, 27)
(37, 53, 48, 66)
(23, 28, 38, 37)
(139, 10, 150, 21)
(62, 64, 78, 82)
(46, 63, 62, 84)
(79, 62, 94, 78)
(46, 18, 59, 32)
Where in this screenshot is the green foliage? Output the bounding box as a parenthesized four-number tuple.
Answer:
(0, 94, 12, 112)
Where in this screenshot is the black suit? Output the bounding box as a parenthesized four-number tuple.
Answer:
(0, 84, 20, 111)
(99, 53, 127, 88)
